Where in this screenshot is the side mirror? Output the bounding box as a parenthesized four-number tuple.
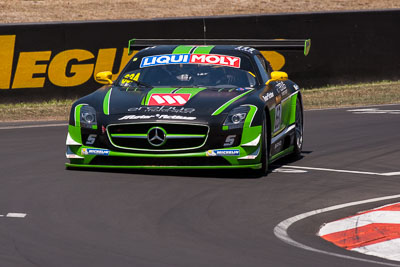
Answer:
(266, 71, 288, 86)
(95, 71, 113, 85)
(271, 71, 288, 80)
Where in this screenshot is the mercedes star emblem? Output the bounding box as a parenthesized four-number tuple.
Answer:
(147, 127, 167, 146)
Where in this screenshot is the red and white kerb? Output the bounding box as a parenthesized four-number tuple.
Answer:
(319, 202, 400, 261)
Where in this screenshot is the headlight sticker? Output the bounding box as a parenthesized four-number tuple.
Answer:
(223, 105, 250, 129)
(80, 105, 97, 128)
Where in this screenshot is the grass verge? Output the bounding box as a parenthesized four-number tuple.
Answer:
(1, 80, 399, 122)
(303, 80, 400, 109)
(0, 99, 75, 122)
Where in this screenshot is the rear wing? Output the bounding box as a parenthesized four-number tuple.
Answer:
(128, 38, 311, 56)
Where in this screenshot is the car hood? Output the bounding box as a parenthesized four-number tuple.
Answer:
(105, 86, 254, 117)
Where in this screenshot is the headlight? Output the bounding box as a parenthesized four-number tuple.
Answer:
(80, 105, 97, 128)
(223, 106, 250, 129)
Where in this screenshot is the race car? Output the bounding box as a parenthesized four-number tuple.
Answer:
(66, 38, 310, 175)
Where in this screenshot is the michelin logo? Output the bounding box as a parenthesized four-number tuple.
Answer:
(81, 148, 110, 156)
(206, 149, 240, 157)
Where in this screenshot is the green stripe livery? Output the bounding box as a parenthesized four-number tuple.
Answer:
(103, 89, 112, 115)
(172, 45, 215, 54)
(192, 46, 215, 54)
(172, 46, 195, 54)
(212, 89, 254, 116)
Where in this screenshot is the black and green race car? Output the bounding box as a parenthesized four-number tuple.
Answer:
(66, 39, 310, 174)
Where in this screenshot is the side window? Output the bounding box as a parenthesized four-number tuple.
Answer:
(253, 55, 270, 82)
(257, 54, 273, 74)
(256, 54, 267, 72)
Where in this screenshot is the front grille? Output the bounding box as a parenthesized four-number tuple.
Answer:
(90, 156, 230, 166)
(107, 123, 209, 151)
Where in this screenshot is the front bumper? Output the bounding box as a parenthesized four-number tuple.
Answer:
(66, 105, 262, 170)
(66, 141, 262, 170)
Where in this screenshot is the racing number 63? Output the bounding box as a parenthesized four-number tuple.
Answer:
(274, 104, 282, 132)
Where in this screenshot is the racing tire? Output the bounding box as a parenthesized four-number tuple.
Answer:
(258, 113, 269, 176)
(292, 98, 303, 158)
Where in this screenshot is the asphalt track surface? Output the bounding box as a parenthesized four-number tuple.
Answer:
(0, 104, 399, 267)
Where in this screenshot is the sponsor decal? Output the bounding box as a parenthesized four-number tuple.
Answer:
(148, 93, 191, 106)
(121, 72, 140, 85)
(118, 114, 196, 120)
(0, 35, 134, 90)
(206, 149, 240, 157)
(128, 106, 195, 114)
(141, 54, 190, 67)
(118, 115, 155, 120)
(140, 54, 241, 68)
(235, 46, 256, 53)
(224, 135, 236, 147)
(274, 104, 282, 132)
(262, 91, 274, 101)
(81, 148, 110, 156)
(276, 81, 288, 95)
(293, 84, 300, 91)
(156, 114, 196, 120)
(85, 134, 97, 145)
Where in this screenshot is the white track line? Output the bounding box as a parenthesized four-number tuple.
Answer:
(6, 213, 27, 218)
(272, 168, 308, 174)
(283, 165, 400, 177)
(274, 194, 400, 266)
(0, 123, 67, 130)
(306, 103, 400, 112)
(381, 172, 400, 177)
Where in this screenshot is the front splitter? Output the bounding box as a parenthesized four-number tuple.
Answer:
(65, 163, 262, 170)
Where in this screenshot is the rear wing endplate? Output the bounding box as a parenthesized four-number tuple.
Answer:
(128, 38, 311, 56)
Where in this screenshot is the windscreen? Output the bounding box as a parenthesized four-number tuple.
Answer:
(118, 53, 258, 88)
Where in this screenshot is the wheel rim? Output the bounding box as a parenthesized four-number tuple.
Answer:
(295, 102, 303, 149)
